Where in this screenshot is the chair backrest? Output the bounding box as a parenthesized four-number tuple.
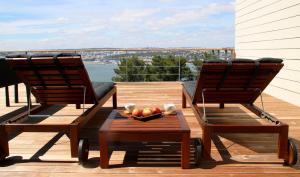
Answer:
(192, 58, 284, 104)
(6, 53, 97, 105)
(0, 58, 21, 87)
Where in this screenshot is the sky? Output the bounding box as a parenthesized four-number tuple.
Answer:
(0, 0, 235, 50)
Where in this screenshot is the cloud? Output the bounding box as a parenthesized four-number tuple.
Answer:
(158, 0, 178, 3)
(111, 8, 160, 23)
(0, 0, 234, 50)
(147, 2, 234, 30)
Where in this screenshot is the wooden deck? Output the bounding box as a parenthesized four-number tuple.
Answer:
(0, 82, 299, 177)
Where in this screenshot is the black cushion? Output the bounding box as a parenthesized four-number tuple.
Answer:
(57, 53, 81, 57)
(31, 53, 80, 57)
(31, 53, 61, 57)
(92, 82, 115, 100)
(6, 53, 81, 58)
(183, 81, 196, 98)
(204, 59, 228, 63)
(232, 59, 255, 63)
(0, 58, 21, 87)
(6, 54, 29, 58)
(257, 58, 283, 63)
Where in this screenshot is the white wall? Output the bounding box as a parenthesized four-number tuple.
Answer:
(235, 0, 300, 106)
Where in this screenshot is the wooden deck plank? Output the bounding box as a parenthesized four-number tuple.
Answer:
(0, 82, 299, 176)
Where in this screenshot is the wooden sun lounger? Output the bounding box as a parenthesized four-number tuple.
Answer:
(0, 58, 27, 107)
(0, 53, 117, 163)
(182, 58, 298, 166)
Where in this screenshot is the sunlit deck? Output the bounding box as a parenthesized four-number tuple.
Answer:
(0, 82, 299, 176)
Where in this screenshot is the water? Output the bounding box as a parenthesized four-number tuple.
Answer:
(84, 62, 197, 82)
(84, 62, 117, 82)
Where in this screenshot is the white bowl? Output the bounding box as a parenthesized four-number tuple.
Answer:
(164, 103, 176, 113)
(124, 103, 136, 113)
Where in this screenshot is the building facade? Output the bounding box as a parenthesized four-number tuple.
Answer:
(235, 0, 300, 106)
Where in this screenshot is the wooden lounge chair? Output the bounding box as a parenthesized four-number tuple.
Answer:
(0, 58, 26, 106)
(182, 58, 298, 166)
(0, 53, 117, 163)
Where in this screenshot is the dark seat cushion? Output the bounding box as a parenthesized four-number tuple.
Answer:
(7, 53, 81, 58)
(6, 54, 29, 58)
(92, 82, 115, 100)
(183, 81, 196, 98)
(257, 58, 283, 63)
(31, 53, 81, 57)
(204, 59, 228, 63)
(232, 59, 255, 63)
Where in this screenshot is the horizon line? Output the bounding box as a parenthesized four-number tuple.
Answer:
(1, 47, 235, 53)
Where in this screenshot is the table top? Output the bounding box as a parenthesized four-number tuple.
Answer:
(99, 109, 190, 133)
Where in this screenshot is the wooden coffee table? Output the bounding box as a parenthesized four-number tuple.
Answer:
(99, 109, 190, 169)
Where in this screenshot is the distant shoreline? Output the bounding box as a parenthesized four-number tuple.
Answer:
(83, 61, 116, 64)
(83, 61, 118, 65)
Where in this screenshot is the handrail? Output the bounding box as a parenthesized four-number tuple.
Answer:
(3, 47, 235, 53)
(2, 48, 235, 82)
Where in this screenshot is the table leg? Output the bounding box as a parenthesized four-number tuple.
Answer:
(182, 92, 187, 108)
(181, 132, 190, 169)
(113, 92, 117, 109)
(99, 133, 109, 168)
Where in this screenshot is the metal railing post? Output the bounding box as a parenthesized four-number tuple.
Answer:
(178, 57, 181, 81)
(144, 64, 146, 82)
(125, 50, 128, 82)
(231, 49, 236, 60)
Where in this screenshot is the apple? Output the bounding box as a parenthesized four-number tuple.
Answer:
(132, 108, 142, 117)
(151, 107, 161, 114)
(142, 108, 153, 117)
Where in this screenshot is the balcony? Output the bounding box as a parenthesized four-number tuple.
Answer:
(0, 82, 299, 176)
(1, 0, 299, 174)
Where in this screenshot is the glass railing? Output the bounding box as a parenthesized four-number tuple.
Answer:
(0, 48, 235, 82)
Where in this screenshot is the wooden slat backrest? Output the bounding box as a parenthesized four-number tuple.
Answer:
(192, 62, 283, 104)
(6, 54, 97, 105)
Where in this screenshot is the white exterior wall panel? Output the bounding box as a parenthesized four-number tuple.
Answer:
(235, 0, 300, 106)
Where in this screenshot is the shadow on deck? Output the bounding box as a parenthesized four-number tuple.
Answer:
(0, 82, 299, 176)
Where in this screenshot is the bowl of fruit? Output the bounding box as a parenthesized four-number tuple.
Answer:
(130, 107, 163, 121)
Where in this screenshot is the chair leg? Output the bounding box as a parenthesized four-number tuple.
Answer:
(219, 103, 224, 109)
(76, 104, 81, 109)
(69, 124, 79, 158)
(26, 86, 31, 106)
(202, 126, 212, 160)
(0, 125, 9, 160)
(14, 84, 19, 103)
(182, 92, 187, 108)
(278, 125, 289, 160)
(113, 92, 117, 109)
(5, 86, 10, 107)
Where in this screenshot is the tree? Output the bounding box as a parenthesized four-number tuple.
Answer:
(146, 55, 193, 81)
(112, 56, 146, 82)
(192, 52, 218, 67)
(113, 55, 194, 82)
